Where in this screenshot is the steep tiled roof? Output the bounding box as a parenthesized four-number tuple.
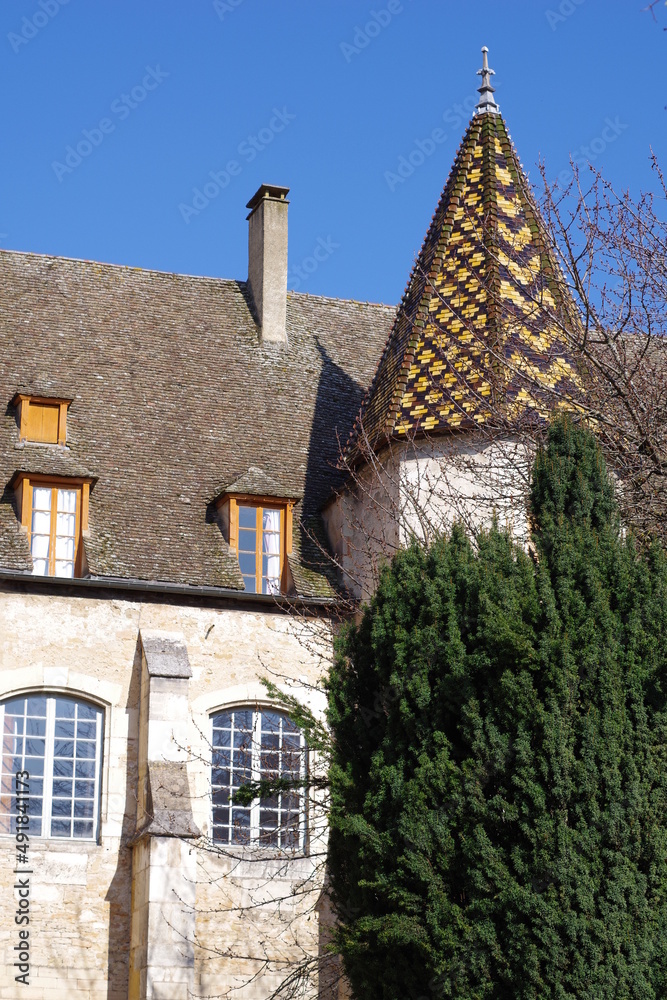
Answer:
(0, 251, 393, 596)
(347, 110, 582, 458)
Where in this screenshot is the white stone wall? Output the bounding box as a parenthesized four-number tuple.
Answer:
(322, 450, 401, 601)
(324, 436, 533, 601)
(398, 435, 533, 546)
(0, 590, 330, 1000)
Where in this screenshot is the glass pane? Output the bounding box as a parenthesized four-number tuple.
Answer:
(238, 527, 256, 548)
(55, 698, 76, 719)
(57, 490, 77, 514)
(56, 510, 75, 533)
(31, 511, 51, 535)
(32, 488, 52, 511)
(31, 558, 48, 576)
(73, 820, 93, 838)
(233, 728, 252, 748)
(263, 508, 281, 531)
(55, 530, 75, 556)
(54, 561, 74, 578)
(261, 711, 282, 734)
(234, 710, 252, 731)
(51, 798, 73, 817)
(3, 697, 30, 716)
(24, 756, 44, 776)
(238, 506, 256, 529)
(26, 717, 46, 737)
(238, 553, 256, 576)
(243, 576, 257, 594)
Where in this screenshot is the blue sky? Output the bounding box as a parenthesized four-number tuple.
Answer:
(0, 0, 665, 305)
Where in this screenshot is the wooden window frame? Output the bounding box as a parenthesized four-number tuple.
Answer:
(12, 473, 92, 578)
(216, 493, 295, 595)
(12, 394, 72, 446)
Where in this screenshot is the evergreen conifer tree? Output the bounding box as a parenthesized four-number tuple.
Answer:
(327, 418, 667, 999)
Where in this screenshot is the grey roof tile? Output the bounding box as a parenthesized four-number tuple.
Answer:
(0, 250, 393, 595)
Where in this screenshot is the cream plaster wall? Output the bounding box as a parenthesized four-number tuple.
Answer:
(324, 436, 533, 601)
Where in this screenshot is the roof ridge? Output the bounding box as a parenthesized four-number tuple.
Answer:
(0, 247, 397, 310)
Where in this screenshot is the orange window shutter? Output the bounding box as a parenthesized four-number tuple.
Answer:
(26, 403, 60, 444)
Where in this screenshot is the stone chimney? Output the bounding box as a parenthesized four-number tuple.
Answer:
(246, 183, 289, 344)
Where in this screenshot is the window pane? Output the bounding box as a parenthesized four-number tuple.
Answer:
(238, 553, 256, 576)
(57, 490, 77, 514)
(54, 561, 74, 578)
(234, 709, 252, 731)
(55, 698, 76, 719)
(243, 576, 257, 594)
(238, 506, 256, 529)
(32, 488, 52, 511)
(31, 511, 51, 535)
(55, 526, 75, 553)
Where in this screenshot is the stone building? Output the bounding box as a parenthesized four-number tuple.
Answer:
(0, 51, 578, 999)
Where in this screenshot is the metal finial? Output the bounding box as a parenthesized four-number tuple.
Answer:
(475, 45, 499, 115)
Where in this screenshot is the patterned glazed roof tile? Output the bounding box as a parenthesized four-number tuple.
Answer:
(346, 110, 582, 459)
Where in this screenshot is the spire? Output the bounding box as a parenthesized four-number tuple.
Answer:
(343, 106, 582, 462)
(475, 45, 499, 115)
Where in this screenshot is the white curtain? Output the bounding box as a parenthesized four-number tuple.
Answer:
(55, 489, 77, 577)
(262, 509, 281, 594)
(31, 487, 52, 575)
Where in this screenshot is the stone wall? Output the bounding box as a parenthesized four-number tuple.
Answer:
(0, 587, 329, 1000)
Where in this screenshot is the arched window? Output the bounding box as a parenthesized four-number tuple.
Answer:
(0, 694, 103, 840)
(211, 707, 306, 849)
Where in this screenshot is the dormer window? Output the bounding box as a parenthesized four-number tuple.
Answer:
(237, 504, 283, 594)
(214, 470, 298, 595)
(11, 473, 92, 578)
(13, 394, 72, 445)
